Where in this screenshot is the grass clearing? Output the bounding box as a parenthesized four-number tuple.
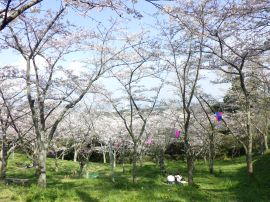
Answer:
(0, 153, 269, 201)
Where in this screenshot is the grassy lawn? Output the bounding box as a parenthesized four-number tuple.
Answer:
(0, 153, 269, 202)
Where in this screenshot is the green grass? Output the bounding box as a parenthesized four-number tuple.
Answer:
(0, 153, 270, 202)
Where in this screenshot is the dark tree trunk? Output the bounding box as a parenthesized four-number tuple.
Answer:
(0, 139, 8, 180)
(159, 148, 165, 173)
(187, 153, 194, 185)
(184, 111, 195, 185)
(109, 139, 115, 182)
(155, 153, 159, 166)
(209, 132, 215, 174)
(121, 147, 126, 173)
(79, 161, 86, 177)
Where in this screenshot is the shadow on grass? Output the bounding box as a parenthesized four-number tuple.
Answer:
(5, 168, 37, 187)
(4, 158, 215, 201)
(227, 153, 270, 202)
(48, 163, 210, 201)
(76, 190, 99, 202)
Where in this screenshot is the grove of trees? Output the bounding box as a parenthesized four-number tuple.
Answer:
(0, 0, 269, 188)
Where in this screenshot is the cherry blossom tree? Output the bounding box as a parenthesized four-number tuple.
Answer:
(102, 31, 164, 182)
(155, 13, 205, 185)
(149, 0, 270, 178)
(95, 111, 128, 181)
(0, 67, 33, 180)
(193, 95, 226, 174)
(0, 0, 143, 33)
(2, 5, 138, 186)
(201, 1, 270, 175)
(144, 104, 184, 173)
(0, 0, 43, 31)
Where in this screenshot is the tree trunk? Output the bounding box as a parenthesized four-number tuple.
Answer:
(0, 135, 8, 180)
(61, 150, 65, 160)
(264, 134, 268, 152)
(74, 148, 78, 162)
(121, 148, 125, 173)
(36, 134, 48, 188)
(159, 148, 165, 173)
(32, 149, 40, 177)
(187, 153, 194, 185)
(155, 153, 159, 166)
(264, 116, 269, 152)
(103, 149, 106, 164)
(122, 159, 125, 173)
(54, 151, 59, 172)
(246, 104, 253, 175)
(209, 155, 214, 174)
(0, 155, 7, 181)
(263, 84, 269, 152)
(37, 147, 47, 187)
(139, 154, 144, 167)
(109, 139, 115, 182)
(113, 150, 116, 168)
(259, 135, 265, 155)
(101, 143, 106, 164)
(132, 143, 137, 183)
(184, 112, 195, 185)
(203, 156, 207, 165)
(79, 161, 86, 177)
(0, 150, 8, 180)
(0, 157, 2, 179)
(209, 132, 215, 174)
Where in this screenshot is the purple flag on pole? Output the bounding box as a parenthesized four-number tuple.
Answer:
(175, 129, 180, 138)
(215, 112, 223, 128)
(215, 112, 222, 122)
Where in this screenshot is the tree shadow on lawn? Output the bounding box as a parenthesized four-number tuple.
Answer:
(5, 162, 210, 201)
(76, 190, 99, 202)
(227, 154, 270, 202)
(197, 154, 270, 202)
(56, 157, 268, 202)
(5, 168, 37, 186)
(45, 164, 210, 202)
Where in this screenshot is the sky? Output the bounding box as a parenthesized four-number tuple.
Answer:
(0, 0, 230, 102)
